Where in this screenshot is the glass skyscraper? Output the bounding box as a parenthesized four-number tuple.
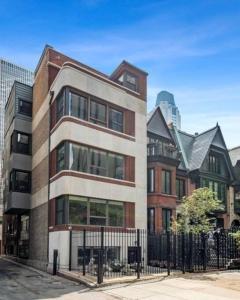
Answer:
(155, 90, 181, 129)
(0, 59, 34, 207)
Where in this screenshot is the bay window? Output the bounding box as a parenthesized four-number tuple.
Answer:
(56, 141, 127, 181)
(53, 88, 131, 135)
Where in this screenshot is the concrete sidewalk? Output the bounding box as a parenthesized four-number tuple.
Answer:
(101, 272, 240, 300)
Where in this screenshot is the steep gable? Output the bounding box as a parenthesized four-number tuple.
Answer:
(147, 107, 173, 141)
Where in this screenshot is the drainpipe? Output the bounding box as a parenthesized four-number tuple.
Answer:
(47, 91, 54, 267)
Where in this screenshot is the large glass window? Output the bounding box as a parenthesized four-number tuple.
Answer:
(108, 202, 124, 227)
(162, 208, 171, 232)
(56, 196, 124, 227)
(69, 143, 88, 172)
(90, 199, 107, 225)
(90, 100, 107, 126)
(19, 99, 32, 116)
(109, 108, 123, 132)
(69, 196, 88, 225)
(147, 168, 155, 193)
(162, 170, 171, 194)
(10, 170, 31, 193)
(54, 88, 129, 135)
(108, 154, 124, 180)
(56, 142, 126, 180)
(69, 92, 87, 120)
(90, 149, 107, 176)
(176, 178, 185, 200)
(57, 143, 65, 172)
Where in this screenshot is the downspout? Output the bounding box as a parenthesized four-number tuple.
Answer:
(47, 91, 54, 267)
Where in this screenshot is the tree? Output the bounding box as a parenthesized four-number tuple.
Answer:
(230, 231, 240, 250)
(174, 188, 222, 234)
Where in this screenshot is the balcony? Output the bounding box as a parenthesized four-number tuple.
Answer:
(147, 143, 180, 166)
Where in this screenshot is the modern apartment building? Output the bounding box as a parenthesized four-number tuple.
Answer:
(3, 45, 148, 270)
(0, 59, 33, 253)
(155, 91, 181, 129)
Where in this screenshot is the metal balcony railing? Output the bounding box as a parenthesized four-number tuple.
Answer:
(147, 143, 179, 160)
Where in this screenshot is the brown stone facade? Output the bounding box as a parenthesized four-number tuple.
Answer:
(147, 162, 178, 232)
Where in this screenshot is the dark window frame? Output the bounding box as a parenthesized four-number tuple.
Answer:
(9, 169, 31, 193)
(10, 131, 31, 155)
(90, 99, 107, 127)
(176, 178, 185, 200)
(162, 170, 171, 195)
(162, 208, 172, 232)
(147, 207, 155, 233)
(18, 99, 32, 117)
(109, 107, 124, 133)
(147, 168, 155, 193)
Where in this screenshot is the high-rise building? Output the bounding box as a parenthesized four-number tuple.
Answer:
(0, 59, 33, 253)
(155, 91, 181, 129)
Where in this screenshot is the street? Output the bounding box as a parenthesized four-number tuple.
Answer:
(0, 258, 116, 300)
(1, 257, 240, 300)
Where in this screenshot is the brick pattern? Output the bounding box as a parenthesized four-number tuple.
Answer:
(32, 156, 48, 194)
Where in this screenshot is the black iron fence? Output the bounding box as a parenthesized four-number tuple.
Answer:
(148, 229, 240, 273)
(52, 227, 240, 284)
(69, 227, 165, 284)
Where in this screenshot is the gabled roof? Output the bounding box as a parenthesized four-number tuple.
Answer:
(147, 106, 175, 142)
(173, 124, 234, 179)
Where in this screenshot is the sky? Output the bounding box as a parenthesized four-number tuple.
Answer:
(1, 0, 240, 148)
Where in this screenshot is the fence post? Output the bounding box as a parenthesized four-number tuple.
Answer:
(137, 229, 141, 279)
(83, 229, 86, 276)
(167, 231, 171, 275)
(97, 227, 104, 284)
(202, 233, 207, 271)
(216, 232, 220, 269)
(189, 232, 193, 272)
(53, 249, 58, 275)
(69, 228, 72, 271)
(182, 232, 185, 274)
